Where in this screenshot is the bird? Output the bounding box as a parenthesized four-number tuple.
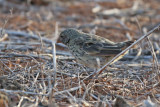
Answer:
(59, 28, 133, 68)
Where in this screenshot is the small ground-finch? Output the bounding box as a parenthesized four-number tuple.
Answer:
(59, 29, 133, 68)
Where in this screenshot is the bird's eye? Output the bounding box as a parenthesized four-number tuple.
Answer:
(60, 34, 65, 40)
(60, 34, 64, 38)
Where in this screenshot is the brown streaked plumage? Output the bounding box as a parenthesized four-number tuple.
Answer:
(59, 28, 133, 68)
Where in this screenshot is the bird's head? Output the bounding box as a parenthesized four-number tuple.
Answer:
(59, 28, 80, 45)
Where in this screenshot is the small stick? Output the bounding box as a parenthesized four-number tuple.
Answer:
(48, 22, 59, 107)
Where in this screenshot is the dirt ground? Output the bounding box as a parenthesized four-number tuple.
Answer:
(0, 0, 160, 107)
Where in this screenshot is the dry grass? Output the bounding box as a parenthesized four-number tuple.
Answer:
(0, 25, 160, 107)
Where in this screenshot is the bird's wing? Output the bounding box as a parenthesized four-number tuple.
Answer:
(83, 42, 123, 56)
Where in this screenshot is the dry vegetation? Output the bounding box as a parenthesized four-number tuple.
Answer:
(0, 0, 160, 107)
